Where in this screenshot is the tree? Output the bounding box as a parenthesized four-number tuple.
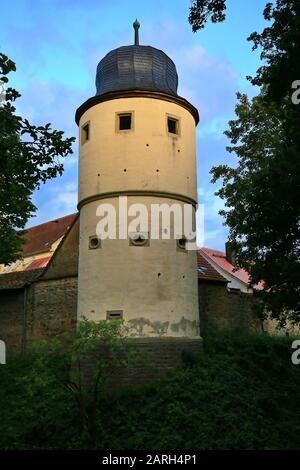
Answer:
(0, 52, 75, 265)
(188, 0, 227, 31)
(189, 1, 300, 324)
(33, 318, 140, 448)
(211, 92, 300, 324)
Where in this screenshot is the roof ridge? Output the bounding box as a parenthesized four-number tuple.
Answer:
(25, 212, 78, 231)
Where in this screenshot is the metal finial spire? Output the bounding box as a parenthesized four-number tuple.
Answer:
(133, 19, 140, 45)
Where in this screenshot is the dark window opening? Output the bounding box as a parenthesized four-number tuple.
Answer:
(119, 114, 132, 130)
(106, 310, 123, 320)
(81, 123, 90, 144)
(168, 117, 178, 134)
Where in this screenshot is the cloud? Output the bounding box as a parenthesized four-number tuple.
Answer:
(196, 187, 228, 250)
(14, 79, 83, 135)
(200, 188, 225, 220)
(173, 44, 239, 126)
(54, 184, 78, 213)
(203, 228, 227, 250)
(198, 117, 229, 140)
(27, 179, 78, 228)
(47, 181, 77, 210)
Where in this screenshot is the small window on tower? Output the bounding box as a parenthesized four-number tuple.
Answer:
(167, 116, 179, 135)
(118, 113, 132, 131)
(106, 310, 123, 320)
(129, 232, 149, 247)
(177, 236, 187, 252)
(89, 235, 101, 250)
(81, 122, 90, 144)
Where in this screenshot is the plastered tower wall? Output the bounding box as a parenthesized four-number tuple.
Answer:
(78, 98, 197, 202)
(76, 29, 200, 339)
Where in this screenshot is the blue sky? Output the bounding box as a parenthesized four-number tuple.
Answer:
(1, 0, 268, 249)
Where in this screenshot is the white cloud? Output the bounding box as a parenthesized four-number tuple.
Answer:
(203, 228, 227, 250)
(196, 187, 228, 250)
(172, 44, 239, 125)
(199, 116, 229, 139)
(50, 183, 78, 213)
(198, 188, 225, 218)
(27, 180, 78, 228)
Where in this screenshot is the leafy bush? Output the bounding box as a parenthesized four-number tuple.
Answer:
(0, 329, 299, 450)
(0, 349, 79, 449)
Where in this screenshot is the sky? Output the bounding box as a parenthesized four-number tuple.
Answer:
(1, 0, 268, 249)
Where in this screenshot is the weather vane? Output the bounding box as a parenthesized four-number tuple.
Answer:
(133, 19, 140, 46)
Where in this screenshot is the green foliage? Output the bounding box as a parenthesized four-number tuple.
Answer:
(29, 318, 138, 447)
(211, 91, 300, 324)
(191, 1, 300, 323)
(188, 0, 227, 32)
(100, 330, 300, 450)
(0, 350, 79, 449)
(0, 330, 299, 450)
(248, 0, 300, 100)
(0, 52, 75, 265)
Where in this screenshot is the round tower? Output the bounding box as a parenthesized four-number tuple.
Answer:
(76, 22, 200, 340)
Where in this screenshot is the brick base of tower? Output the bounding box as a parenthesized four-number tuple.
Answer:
(81, 337, 203, 388)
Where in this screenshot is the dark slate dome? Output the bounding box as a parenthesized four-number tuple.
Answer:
(96, 45, 178, 96)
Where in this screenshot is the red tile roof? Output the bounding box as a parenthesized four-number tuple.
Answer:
(197, 250, 227, 283)
(21, 213, 78, 257)
(201, 247, 264, 290)
(25, 256, 51, 271)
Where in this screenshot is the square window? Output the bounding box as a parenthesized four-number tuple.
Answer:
(167, 117, 179, 135)
(119, 113, 132, 130)
(81, 122, 90, 144)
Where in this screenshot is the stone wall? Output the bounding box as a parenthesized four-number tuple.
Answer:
(0, 218, 79, 354)
(0, 275, 267, 357)
(0, 277, 78, 354)
(80, 337, 203, 387)
(198, 281, 263, 335)
(0, 289, 24, 355)
(24, 217, 79, 346)
(26, 277, 77, 345)
(0, 278, 264, 356)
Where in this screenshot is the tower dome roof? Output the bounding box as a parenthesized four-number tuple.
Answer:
(96, 45, 178, 96)
(75, 21, 199, 126)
